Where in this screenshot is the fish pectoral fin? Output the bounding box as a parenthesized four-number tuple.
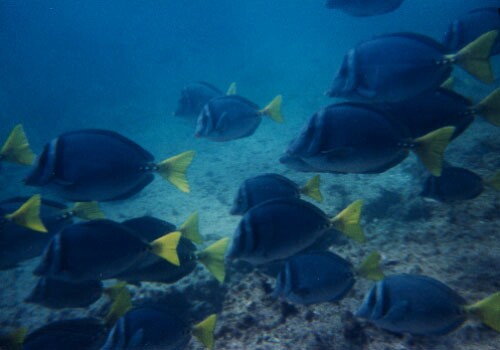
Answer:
(383, 301, 408, 322)
(215, 112, 228, 131)
(321, 147, 355, 160)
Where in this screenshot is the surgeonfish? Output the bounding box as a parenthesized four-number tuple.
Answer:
(0, 124, 35, 167)
(356, 274, 500, 335)
(379, 87, 500, 141)
(230, 173, 323, 215)
(280, 102, 454, 176)
(33, 219, 181, 282)
(325, 0, 404, 17)
(24, 129, 195, 201)
(0, 197, 103, 269)
(443, 8, 500, 55)
(327, 31, 498, 102)
(226, 198, 365, 265)
(174, 81, 236, 117)
(421, 166, 500, 203)
(273, 251, 383, 305)
(116, 215, 229, 284)
(102, 308, 217, 350)
(194, 94, 283, 141)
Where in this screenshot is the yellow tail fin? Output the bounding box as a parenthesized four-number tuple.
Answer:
(179, 212, 203, 244)
(192, 314, 217, 349)
(476, 88, 500, 126)
(197, 237, 229, 283)
(71, 201, 105, 220)
(0, 124, 35, 165)
(104, 281, 128, 300)
(156, 150, 195, 193)
(412, 126, 455, 176)
(465, 292, 500, 332)
(330, 200, 365, 243)
(105, 286, 132, 326)
(453, 30, 498, 84)
(300, 174, 323, 202)
(151, 231, 181, 266)
(3, 327, 27, 350)
(4, 194, 47, 232)
(484, 172, 500, 191)
(226, 82, 237, 95)
(356, 251, 384, 281)
(440, 76, 454, 90)
(259, 95, 284, 123)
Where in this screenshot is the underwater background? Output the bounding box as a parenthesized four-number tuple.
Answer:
(1, 0, 500, 349)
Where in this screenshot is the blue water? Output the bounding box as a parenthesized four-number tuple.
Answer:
(1, 0, 500, 349)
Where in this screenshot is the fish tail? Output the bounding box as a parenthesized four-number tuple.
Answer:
(330, 199, 365, 243)
(4, 194, 48, 232)
(465, 292, 500, 332)
(104, 281, 127, 300)
(3, 328, 27, 350)
(0, 124, 35, 165)
(179, 212, 203, 244)
(453, 30, 498, 84)
(411, 126, 455, 176)
(476, 88, 500, 126)
(356, 251, 384, 281)
(156, 150, 195, 193)
(260, 95, 284, 123)
(300, 174, 323, 202)
(226, 82, 237, 95)
(104, 285, 132, 326)
(197, 237, 229, 283)
(484, 172, 500, 191)
(440, 76, 454, 90)
(151, 231, 181, 266)
(192, 314, 217, 349)
(71, 201, 105, 220)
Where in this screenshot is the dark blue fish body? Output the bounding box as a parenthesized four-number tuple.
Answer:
(325, 0, 404, 16)
(0, 197, 72, 269)
(25, 277, 103, 309)
(227, 198, 331, 265)
(102, 307, 191, 350)
(230, 173, 302, 215)
(174, 81, 223, 117)
(280, 103, 408, 174)
(115, 216, 197, 284)
(356, 274, 467, 335)
(24, 129, 157, 201)
(23, 317, 107, 350)
(421, 166, 484, 202)
(327, 33, 452, 102)
(34, 219, 150, 282)
(195, 95, 262, 141)
(273, 252, 355, 305)
(443, 8, 500, 55)
(380, 88, 475, 140)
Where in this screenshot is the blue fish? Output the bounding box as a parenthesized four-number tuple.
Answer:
(194, 95, 283, 141)
(24, 129, 195, 201)
(227, 198, 365, 265)
(280, 103, 454, 176)
(379, 87, 500, 140)
(0, 124, 35, 167)
(327, 31, 498, 102)
(421, 166, 500, 202)
(273, 251, 383, 305)
(102, 308, 217, 350)
(25, 277, 103, 309)
(325, 0, 404, 16)
(443, 8, 500, 55)
(230, 173, 322, 215)
(356, 274, 500, 335)
(174, 81, 236, 117)
(34, 219, 181, 282)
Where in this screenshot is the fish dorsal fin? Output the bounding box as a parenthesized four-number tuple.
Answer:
(300, 174, 323, 202)
(197, 237, 229, 283)
(179, 212, 202, 244)
(0, 124, 36, 165)
(4, 194, 48, 232)
(226, 82, 237, 95)
(192, 314, 217, 349)
(156, 150, 195, 193)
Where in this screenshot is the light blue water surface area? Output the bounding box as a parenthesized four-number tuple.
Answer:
(1, 1, 500, 349)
